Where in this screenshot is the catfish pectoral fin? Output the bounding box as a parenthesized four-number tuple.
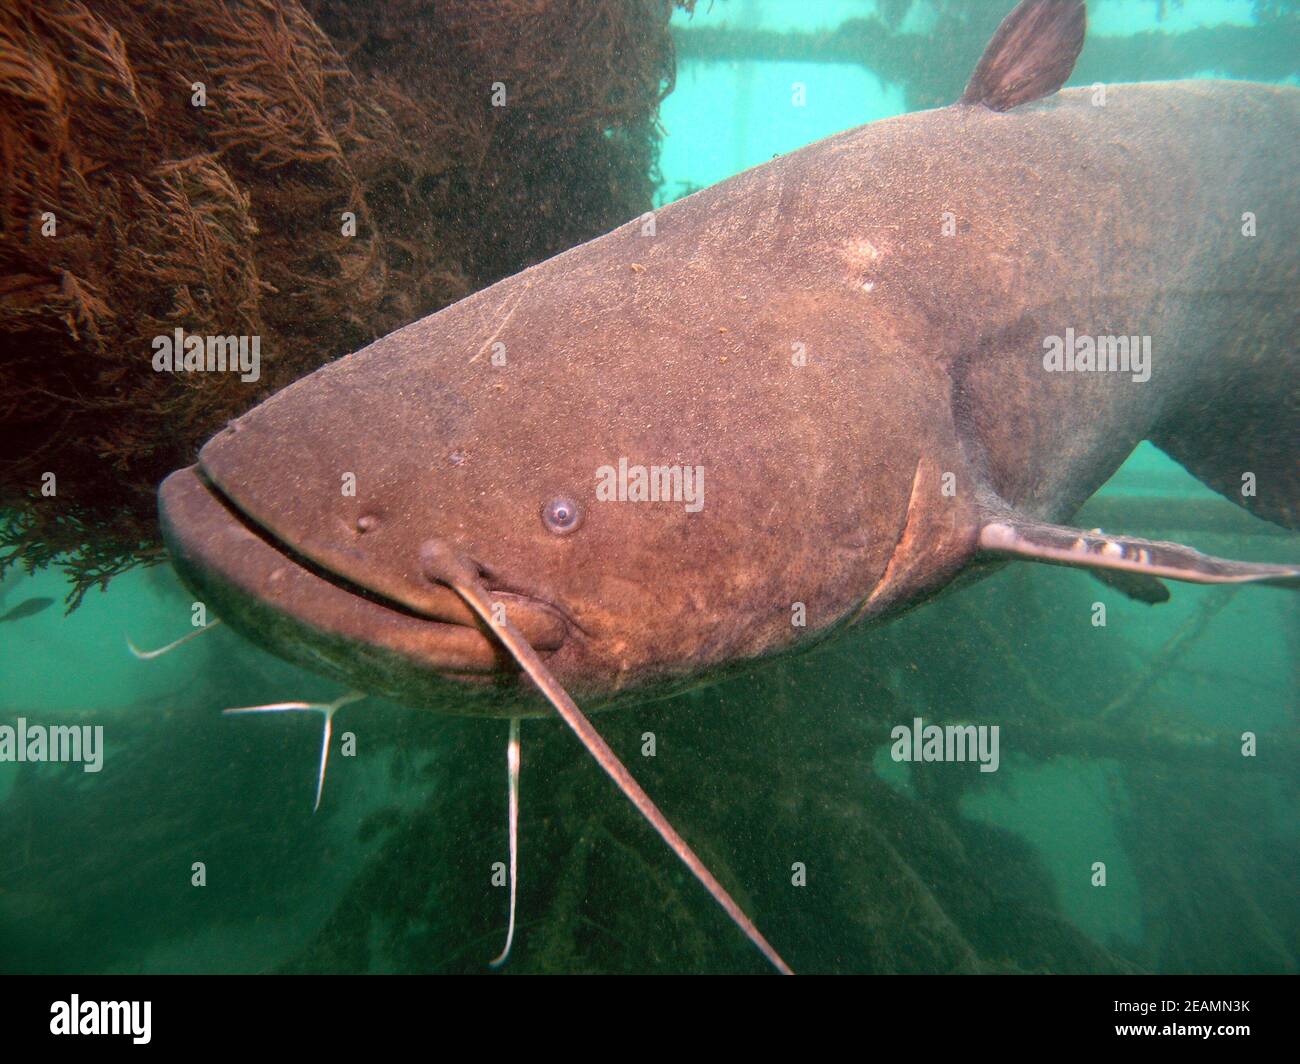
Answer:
(1088, 568, 1171, 605)
(979, 517, 1300, 588)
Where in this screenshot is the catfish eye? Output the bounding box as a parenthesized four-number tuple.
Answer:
(541, 496, 582, 535)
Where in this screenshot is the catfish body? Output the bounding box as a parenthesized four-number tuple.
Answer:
(166, 77, 1298, 713)
(156, 0, 1297, 974)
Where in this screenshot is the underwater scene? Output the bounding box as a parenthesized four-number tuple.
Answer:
(0, 0, 1296, 979)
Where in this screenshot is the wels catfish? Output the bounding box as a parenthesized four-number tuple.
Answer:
(156, 0, 1299, 973)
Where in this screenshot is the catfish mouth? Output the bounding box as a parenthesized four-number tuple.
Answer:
(158, 464, 570, 716)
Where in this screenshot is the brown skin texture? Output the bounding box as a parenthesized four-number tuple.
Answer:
(164, 79, 1298, 716)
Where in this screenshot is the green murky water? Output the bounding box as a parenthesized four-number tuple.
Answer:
(1, 0, 1296, 974)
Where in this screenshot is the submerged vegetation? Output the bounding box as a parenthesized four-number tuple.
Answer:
(2, 545, 1292, 974)
(0, 0, 695, 604)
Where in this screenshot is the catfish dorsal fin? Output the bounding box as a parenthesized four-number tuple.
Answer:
(960, 0, 1087, 112)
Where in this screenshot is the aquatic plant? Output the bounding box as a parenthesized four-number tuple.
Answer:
(0, 0, 693, 605)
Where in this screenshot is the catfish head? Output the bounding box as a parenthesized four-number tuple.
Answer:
(155, 140, 996, 982)
(159, 166, 984, 718)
